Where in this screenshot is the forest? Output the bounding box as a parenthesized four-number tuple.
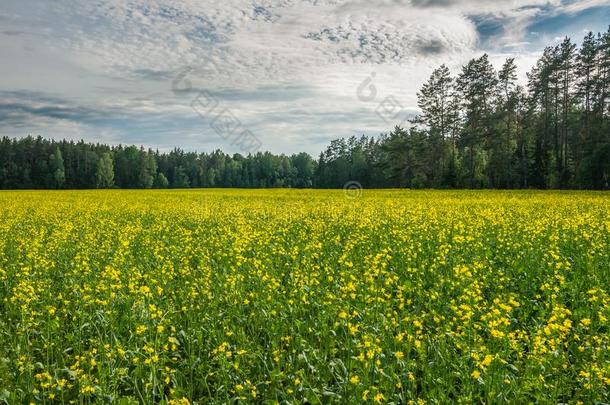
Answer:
(1, 28, 609, 190)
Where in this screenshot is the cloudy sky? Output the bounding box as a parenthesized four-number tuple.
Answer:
(1, 0, 609, 155)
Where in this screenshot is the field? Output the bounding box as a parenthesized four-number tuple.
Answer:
(0, 190, 609, 404)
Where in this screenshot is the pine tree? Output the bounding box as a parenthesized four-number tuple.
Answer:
(417, 65, 454, 140)
(527, 47, 556, 188)
(457, 54, 498, 188)
(558, 37, 577, 186)
(417, 65, 455, 185)
(577, 32, 598, 151)
(497, 58, 518, 187)
(596, 28, 610, 121)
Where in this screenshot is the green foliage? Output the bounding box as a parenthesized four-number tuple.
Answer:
(96, 152, 115, 189)
(49, 146, 65, 189)
(154, 172, 169, 189)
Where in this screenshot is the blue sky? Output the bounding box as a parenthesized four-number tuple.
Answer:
(1, 0, 609, 155)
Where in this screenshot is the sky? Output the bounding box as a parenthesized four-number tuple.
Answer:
(1, 0, 609, 156)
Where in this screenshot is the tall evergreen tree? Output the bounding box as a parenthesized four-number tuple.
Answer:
(557, 37, 577, 186)
(416, 65, 455, 185)
(457, 54, 498, 187)
(496, 57, 519, 187)
(577, 32, 599, 153)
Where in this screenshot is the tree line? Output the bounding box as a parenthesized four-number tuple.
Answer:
(0, 137, 316, 189)
(1, 28, 609, 190)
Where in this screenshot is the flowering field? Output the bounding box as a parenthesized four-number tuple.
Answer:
(0, 190, 609, 404)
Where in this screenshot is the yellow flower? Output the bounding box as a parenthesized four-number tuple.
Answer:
(167, 399, 190, 405)
(480, 354, 494, 368)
